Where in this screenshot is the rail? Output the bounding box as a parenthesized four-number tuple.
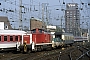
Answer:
(76, 46, 90, 60)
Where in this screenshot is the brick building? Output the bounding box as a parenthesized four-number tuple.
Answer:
(30, 18, 45, 30)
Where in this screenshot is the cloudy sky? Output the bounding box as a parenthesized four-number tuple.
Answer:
(0, 0, 90, 29)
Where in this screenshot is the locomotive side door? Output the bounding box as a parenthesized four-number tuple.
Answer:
(23, 34, 32, 44)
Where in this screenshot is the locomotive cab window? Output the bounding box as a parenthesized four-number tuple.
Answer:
(10, 36, 13, 41)
(4, 36, 7, 41)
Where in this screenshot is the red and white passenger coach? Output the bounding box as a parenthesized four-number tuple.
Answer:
(0, 30, 26, 51)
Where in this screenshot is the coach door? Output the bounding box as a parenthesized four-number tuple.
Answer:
(23, 34, 32, 44)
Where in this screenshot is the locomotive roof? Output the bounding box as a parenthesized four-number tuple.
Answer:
(31, 28, 46, 31)
(0, 29, 26, 35)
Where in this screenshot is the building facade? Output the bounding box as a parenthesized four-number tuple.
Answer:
(65, 3, 80, 36)
(0, 16, 12, 30)
(30, 18, 45, 30)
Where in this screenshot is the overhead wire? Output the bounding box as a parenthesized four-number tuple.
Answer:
(0, 0, 90, 29)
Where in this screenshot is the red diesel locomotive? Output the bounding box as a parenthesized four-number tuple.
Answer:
(19, 28, 52, 53)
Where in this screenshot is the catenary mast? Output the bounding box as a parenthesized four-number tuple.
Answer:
(19, 0, 22, 30)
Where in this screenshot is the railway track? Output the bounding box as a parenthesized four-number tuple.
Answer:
(0, 42, 90, 60)
(0, 53, 28, 60)
(0, 47, 72, 60)
(0, 43, 77, 60)
(57, 42, 90, 60)
(67, 42, 90, 60)
(76, 46, 90, 60)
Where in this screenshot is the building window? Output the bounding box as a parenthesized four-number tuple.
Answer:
(74, 18, 76, 19)
(70, 13, 72, 15)
(70, 11, 72, 13)
(4, 25, 8, 29)
(74, 16, 76, 17)
(67, 13, 69, 15)
(67, 11, 69, 13)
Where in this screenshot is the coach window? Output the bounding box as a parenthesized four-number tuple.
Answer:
(0, 36, 1, 41)
(20, 36, 22, 41)
(15, 36, 18, 41)
(4, 36, 7, 41)
(10, 36, 13, 41)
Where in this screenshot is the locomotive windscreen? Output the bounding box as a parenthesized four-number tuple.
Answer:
(54, 32, 62, 39)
